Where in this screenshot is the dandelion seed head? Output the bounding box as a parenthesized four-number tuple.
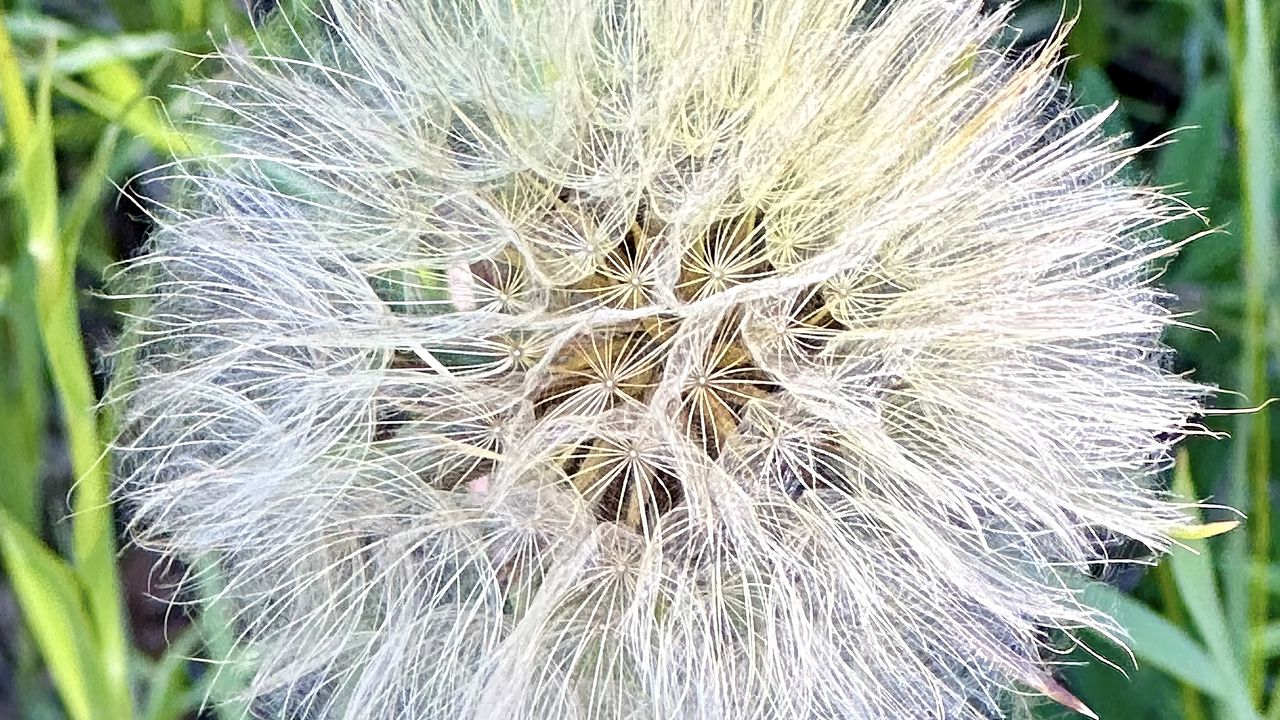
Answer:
(112, 0, 1210, 718)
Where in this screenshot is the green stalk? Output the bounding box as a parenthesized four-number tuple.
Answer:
(35, 241, 134, 720)
(0, 18, 133, 719)
(1225, 0, 1278, 707)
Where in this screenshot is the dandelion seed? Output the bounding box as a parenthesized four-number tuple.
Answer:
(112, 1, 1211, 718)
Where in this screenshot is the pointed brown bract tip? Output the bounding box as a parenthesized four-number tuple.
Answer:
(1032, 675, 1099, 719)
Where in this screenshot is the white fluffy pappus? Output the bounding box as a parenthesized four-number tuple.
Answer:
(110, 0, 1213, 718)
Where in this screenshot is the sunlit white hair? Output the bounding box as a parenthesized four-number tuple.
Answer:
(110, 0, 1209, 718)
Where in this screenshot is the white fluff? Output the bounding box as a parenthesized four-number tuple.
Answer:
(110, 1, 1210, 718)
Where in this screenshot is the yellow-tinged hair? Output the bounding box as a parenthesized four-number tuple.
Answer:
(111, 1, 1209, 718)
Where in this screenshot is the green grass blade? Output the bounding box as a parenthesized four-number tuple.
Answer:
(53, 67, 201, 156)
(1154, 561, 1210, 720)
(1082, 581, 1229, 703)
(50, 31, 179, 76)
(142, 628, 202, 720)
(1169, 454, 1259, 719)
(1252, 623, 1280, 659)
(1072, 65, 1131, 138)
(1156, 77, 1229, 249)
(1224, 0, 1278, 707)
(59, 122, 121, 260)
(0, 254, 45, 529)
(0, 17, 135, 719)
(0, 508, 112, 720)
(0, 14, 47, 532)
(1067, 0, 1110, 70)
(193, 558, 253, 720)
(1, 12, 82, 44)
(0, 12, 35, 150)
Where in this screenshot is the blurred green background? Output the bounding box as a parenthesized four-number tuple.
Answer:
(0, 0, 1275, 718)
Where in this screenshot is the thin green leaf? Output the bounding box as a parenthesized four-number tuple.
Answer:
(1071, 66, 1131, 140)
(1067, 0, 1110, 70)
(142, 628, 202, 720)
(0, 257, 45, 531)
(1081, 581, 1228, 702)
(10, 27, 136, 720)
(54, 66, 201, 156)
(1156, 77, 1229, 250)
(1, 12, 82, 44)
(0, 508, 111, 720)
(1252, 623, 1280, 659)
(1154, 561, 1210, 720)
(50, 32, 180, 77)
(1169, 454, 1259, 720)
(59, 122, 121, 260)
(194, 558, 253, 720)
(0, 7, 49, 535)
(0, 13, 36, 152)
